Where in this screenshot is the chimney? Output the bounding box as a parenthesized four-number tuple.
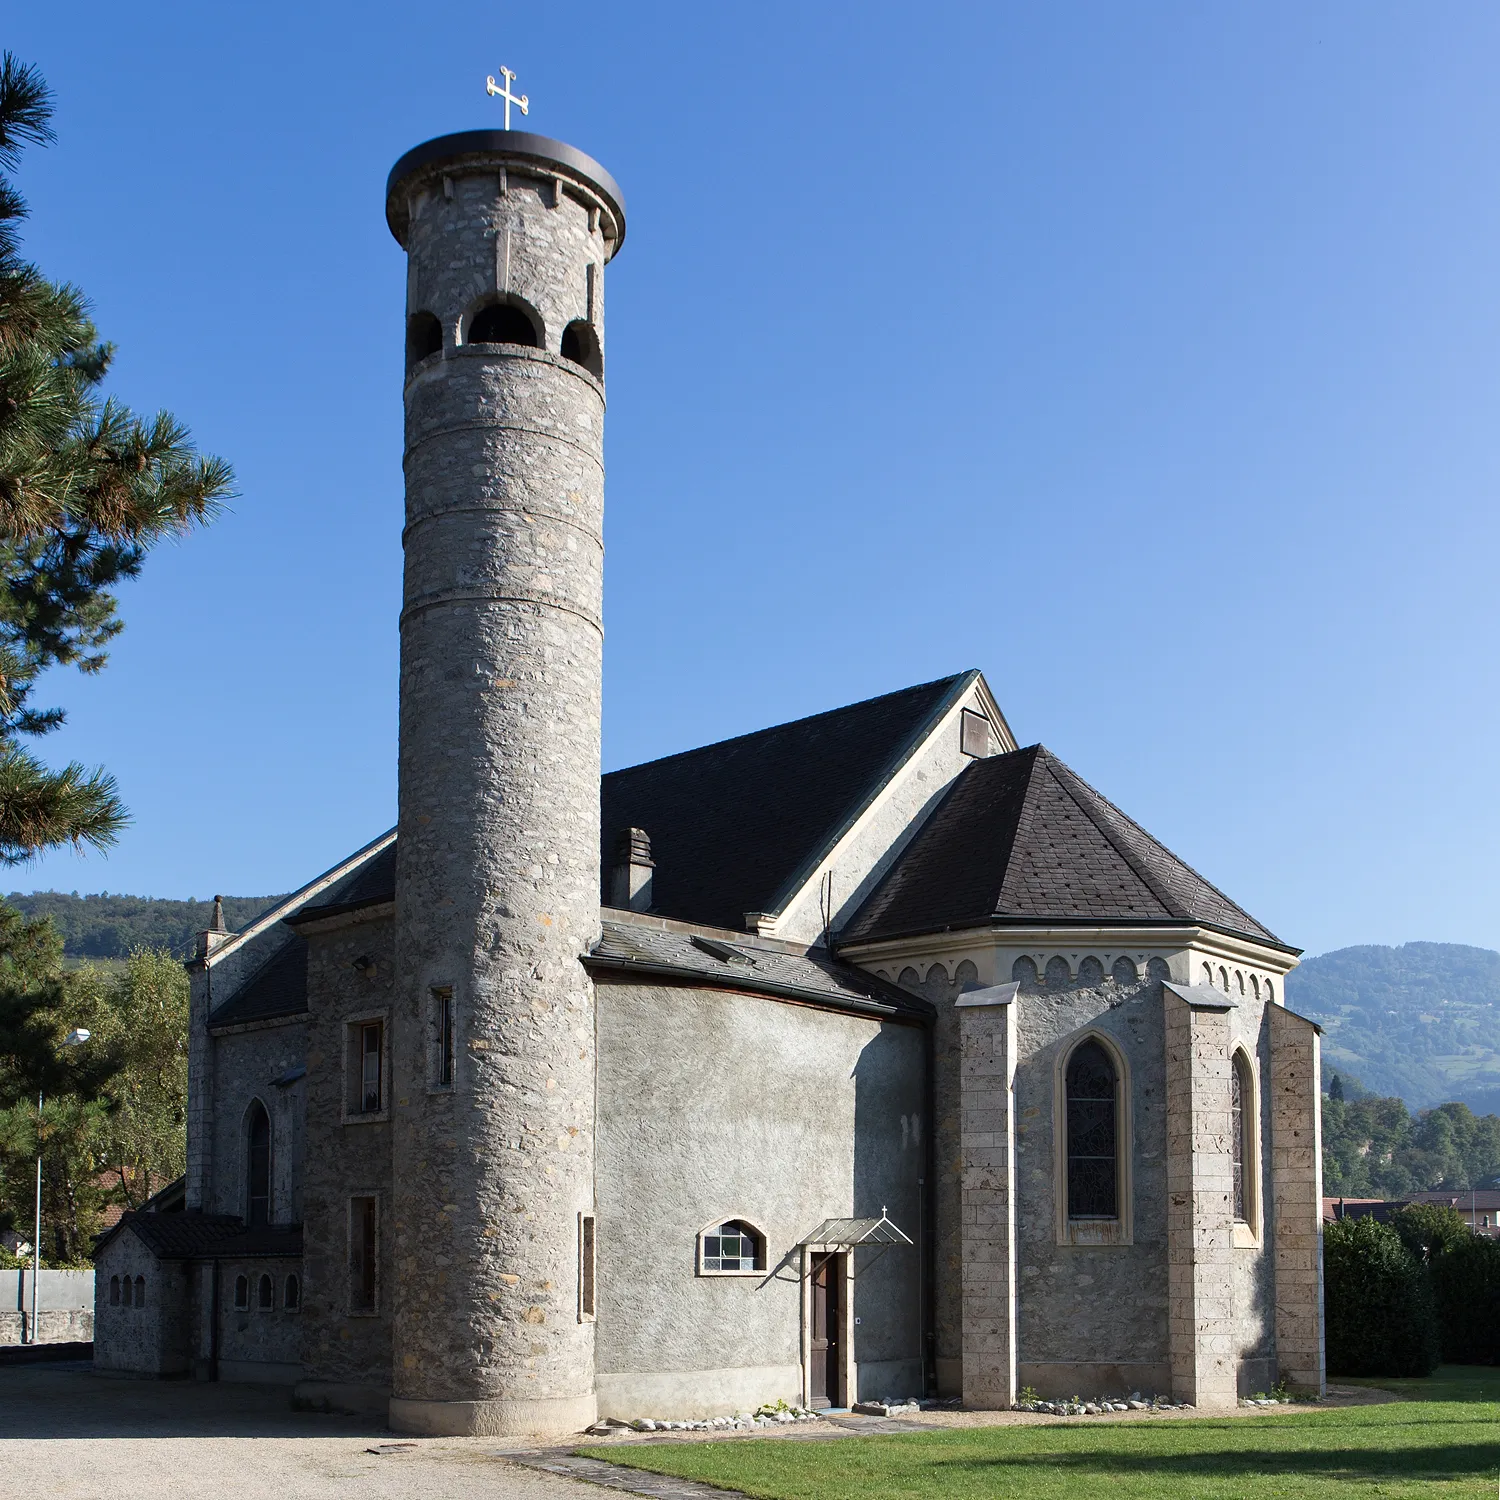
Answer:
(609, 828, 654, 912)
(195, 894, 232, 960)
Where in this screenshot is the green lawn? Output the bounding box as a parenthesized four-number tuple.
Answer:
(577, 1370, 1500, 1499)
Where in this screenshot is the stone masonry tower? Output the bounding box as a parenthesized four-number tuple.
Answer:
(384, 131, 625, 1438)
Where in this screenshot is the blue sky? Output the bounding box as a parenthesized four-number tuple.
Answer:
(4, 3, 1498, 959)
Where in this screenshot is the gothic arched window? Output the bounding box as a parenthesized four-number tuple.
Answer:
(258, 1274, 274, 1311)
(1232, 1049, 1257, 1228)
(247, 1101, 271, 1228)
(1066, 1040, 1119, 1220)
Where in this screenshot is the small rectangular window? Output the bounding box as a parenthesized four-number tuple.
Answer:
(579, 1214, 596, 1321)
(433, 987, 454, 1088)
(361, 1023, 382, 1111)
(347, 1019, 386, 1117)
(350, 1195, 378, 1313)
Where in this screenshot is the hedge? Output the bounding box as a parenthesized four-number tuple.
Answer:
(1323, 1213, 1440, 1377)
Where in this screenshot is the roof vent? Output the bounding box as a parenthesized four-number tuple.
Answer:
(960, 709, 993, 759)
(691, 934, 753, 966)
(609, 827, 654, 912)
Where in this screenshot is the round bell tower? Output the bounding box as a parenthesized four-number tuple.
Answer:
(384, 130, 624, 1438)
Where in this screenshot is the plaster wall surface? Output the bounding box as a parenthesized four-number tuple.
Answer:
(300, 916, 394, 1391)
(390, 146, 613, 1435)
(594, 978, 925, 1418)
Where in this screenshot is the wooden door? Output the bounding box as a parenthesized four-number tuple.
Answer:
(809, 1253, 844, 1407)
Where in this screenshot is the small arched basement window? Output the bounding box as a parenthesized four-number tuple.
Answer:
(284, 1273, 301, 1311)
(1066, 1039, 1118, 1220)
(406, 310, 442, 371)
(234, 1275, 249, 1311)
(134, 1275, 146, 1308)
(560, 320, 602, 378)
(247, 1101, 271, 1228)
(467, 301, 539, 348)
(698, 1219, 765, 1275)
(258, 1274, 274, 1311)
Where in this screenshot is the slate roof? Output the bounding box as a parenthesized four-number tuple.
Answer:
(842, 745, 1288, 949)
(588, 919, 930, 1021)
(292, 838, 397, 923)
(208, 937, 308, 1028)
(96, 1205, 304, 1262)
(600, 672, 977, 931)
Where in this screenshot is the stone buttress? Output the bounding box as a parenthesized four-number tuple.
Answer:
(384, 131, 625, 1437)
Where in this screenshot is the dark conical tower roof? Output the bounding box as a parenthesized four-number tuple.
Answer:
(842, 745, 1287, 949)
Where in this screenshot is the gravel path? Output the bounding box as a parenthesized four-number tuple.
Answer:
(0, 1363, 596, 1500)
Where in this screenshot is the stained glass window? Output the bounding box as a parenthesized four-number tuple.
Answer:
(1066, 1040, 1118, 1219)
(1232, 1053, 1250, 1224)
(701, 1221, 763, 1272)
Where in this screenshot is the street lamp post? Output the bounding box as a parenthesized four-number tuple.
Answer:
(28, 1028, 89, 1345)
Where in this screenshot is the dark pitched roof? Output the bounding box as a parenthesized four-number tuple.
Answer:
(600, 673, 977, 931)
(842, 745, 1288, 949)
(97, 1210, 303, 1262)
(292, 838, 397, 923)
(209, 937, 308, 1028)
(588, 918, 930, 1021)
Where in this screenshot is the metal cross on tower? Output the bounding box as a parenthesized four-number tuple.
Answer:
(485, 67, 529, 130)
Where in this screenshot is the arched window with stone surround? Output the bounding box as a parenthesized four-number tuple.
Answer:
(466, 299, 540, 348)
(134, 1275, 145, 1308)
(247, 1100, 271, 1228)
(109, 1275, 120, 1306)
(1065, 1039, 1119, 1220)
(258, 1273, 274, 1311)
(1231, 1049, 1257, 1229)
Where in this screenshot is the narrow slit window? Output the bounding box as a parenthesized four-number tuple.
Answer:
(350, 1195, 378, 1313)
(1066, 1040, 1118, 1220)
(247, 1100, 271, 1227)
(284, 1273, 301, 1311)
(579, 1214, 596, 1320)
(434, 987, 454, 1088)
(1232, 1051, 1256, 1226)
(109, 1275, 120, 1307)
(361, 1022, 383, 1112)
(134, 1276, 146, 1308)
(257, 1274, 274, 1311)
(234, 1275, 249, 1311)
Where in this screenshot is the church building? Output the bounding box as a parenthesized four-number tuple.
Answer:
(91, 127, 1325, 1436)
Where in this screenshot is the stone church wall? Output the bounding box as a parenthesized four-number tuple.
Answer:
(594, 977, 926, 1419)
(217, 1258, 303, 1384)
(94, 1230, 193, 1376)
(296, 913, 395, 1408)
(204, 1019, 307, 1222)
(914, 954, 1279, 1401)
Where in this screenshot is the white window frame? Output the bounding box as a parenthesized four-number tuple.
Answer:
(696, 1216, 767, 1278)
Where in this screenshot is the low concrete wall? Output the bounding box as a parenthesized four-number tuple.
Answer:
(0, 1270, 94, 1345)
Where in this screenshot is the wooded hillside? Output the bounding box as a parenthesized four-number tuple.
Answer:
(2, 892, 283, 961)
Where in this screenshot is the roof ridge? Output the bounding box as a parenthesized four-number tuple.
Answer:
(604, 672, 975, 780)
(1041, 750, 1277, 941)
(760, 670, 982, 920)
(1034, 749, 1191, 921)
(988, 745, 1046, 917)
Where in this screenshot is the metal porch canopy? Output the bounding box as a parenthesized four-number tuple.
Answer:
(800, 1213, 912, 1248)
